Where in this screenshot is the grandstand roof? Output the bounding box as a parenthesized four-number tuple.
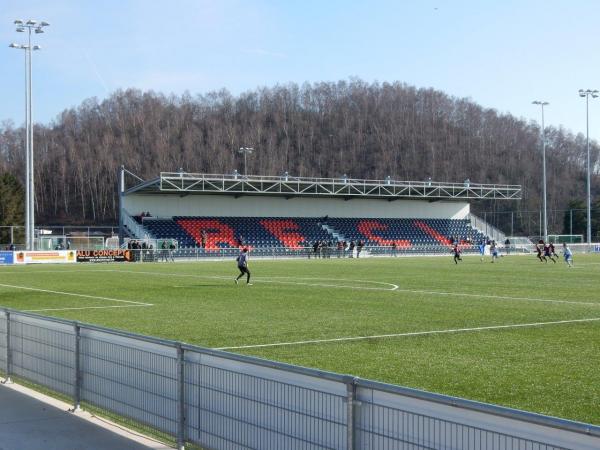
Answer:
(123, 170, 522, 201)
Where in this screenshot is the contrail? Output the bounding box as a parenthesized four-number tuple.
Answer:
(83, 49, 110, 93)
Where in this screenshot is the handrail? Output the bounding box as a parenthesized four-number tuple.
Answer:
(122, 210, 153, 240)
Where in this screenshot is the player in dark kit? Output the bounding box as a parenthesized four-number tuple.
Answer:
(535, 241, 545, 263)
(452, 244, 462, 264)
(543, 243, 556, 263)
(235, 248, 252, 285)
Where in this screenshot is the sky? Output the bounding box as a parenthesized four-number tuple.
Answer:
(1, 0, 600, 139)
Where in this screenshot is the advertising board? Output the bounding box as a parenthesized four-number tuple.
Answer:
(14, 251, 77, 264)
(0, 251, 14, 265)
(76, 249, 133, 263)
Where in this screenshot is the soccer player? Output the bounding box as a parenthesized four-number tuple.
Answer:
(235, 248, 252, 285)
(562, 243, 574, 267)
(452, 243, 462, 264)
(478, 240, 486, 262)
(543, 243, 556, 263)
(490, 241, 499, 263)
(535, 241, 545, 263)
(549, 242, 558, 258)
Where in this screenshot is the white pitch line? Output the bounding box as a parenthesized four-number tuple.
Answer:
(23, 305, 151, 312)
(110, 269, 599, 306)
(0, 283, 152, 306)
(392, 287, 600, 307)
(3, 268, 596, 306)
(216, 317, 600, 350)
(99, 269, 400, 291)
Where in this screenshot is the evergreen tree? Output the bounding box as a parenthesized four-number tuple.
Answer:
(0, 172, 24, 244)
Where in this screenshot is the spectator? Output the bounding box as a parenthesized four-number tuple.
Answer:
(356, 240, 364, 258)
(161, 240, 168, 262)
(169, 241, 176, 262)
(201, 230, 207, 249)
(313, 241, 319, 259)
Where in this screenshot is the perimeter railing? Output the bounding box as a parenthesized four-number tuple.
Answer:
(1, 308, 599, 450)
(123, 243, 533, 263)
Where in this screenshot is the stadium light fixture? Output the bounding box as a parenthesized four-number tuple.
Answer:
(10, 18, 49, 250)
(578, 89, 598, 244)
(238, 147, 254, 175)
(532, 100, 549, 243)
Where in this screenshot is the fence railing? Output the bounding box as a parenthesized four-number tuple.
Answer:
(122, 210, 152, 241)
(1, 308, 599, 450)
(121, 243, 532, 263)
(469, 213, 507, 244)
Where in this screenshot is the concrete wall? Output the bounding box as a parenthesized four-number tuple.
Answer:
(124, 194, 470, 219)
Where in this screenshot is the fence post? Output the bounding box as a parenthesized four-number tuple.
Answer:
(176, 344, 185, 450)
(2, 310, 11, 384)
(72, 323, 81, 411)
(346, 377, 357, 450)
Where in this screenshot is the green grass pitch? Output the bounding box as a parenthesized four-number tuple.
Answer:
(0, 254, 599, 425)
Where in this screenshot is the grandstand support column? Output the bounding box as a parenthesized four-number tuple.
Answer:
(119, 165, 125, 246)
(511, 212, 514, 237)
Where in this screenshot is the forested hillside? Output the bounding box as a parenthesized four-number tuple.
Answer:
(0, 79, 597, 235)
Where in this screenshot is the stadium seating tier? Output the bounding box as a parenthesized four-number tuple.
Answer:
(138, 216, 487, 250)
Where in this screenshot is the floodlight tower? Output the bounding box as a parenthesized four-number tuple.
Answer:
(578, 89, 599, 244)
(238, 147, 254, 176)
(9, 19, 49, 250)
(532, 100, 549, 243)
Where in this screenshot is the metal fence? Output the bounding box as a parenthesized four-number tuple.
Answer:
(122, 244, 533, 263)
(1, 308, 599, 450)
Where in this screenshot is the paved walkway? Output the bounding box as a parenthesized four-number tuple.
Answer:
(0, 379, 172, 450)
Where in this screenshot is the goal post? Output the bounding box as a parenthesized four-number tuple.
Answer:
(547, 235, 583, 244)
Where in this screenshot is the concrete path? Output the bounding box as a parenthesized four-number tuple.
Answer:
(0, 379, 172, 450)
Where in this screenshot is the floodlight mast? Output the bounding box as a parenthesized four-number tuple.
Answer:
(238, 147, 254, 176)
(9, 19, 49, 250)
(578, 89, 599, 245)
(532, 100, 549, 243)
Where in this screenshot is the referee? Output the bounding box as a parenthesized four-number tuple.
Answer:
(235, 248, 252, 285)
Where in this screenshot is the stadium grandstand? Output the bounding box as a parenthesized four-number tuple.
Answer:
(118, 168, 522, 257)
